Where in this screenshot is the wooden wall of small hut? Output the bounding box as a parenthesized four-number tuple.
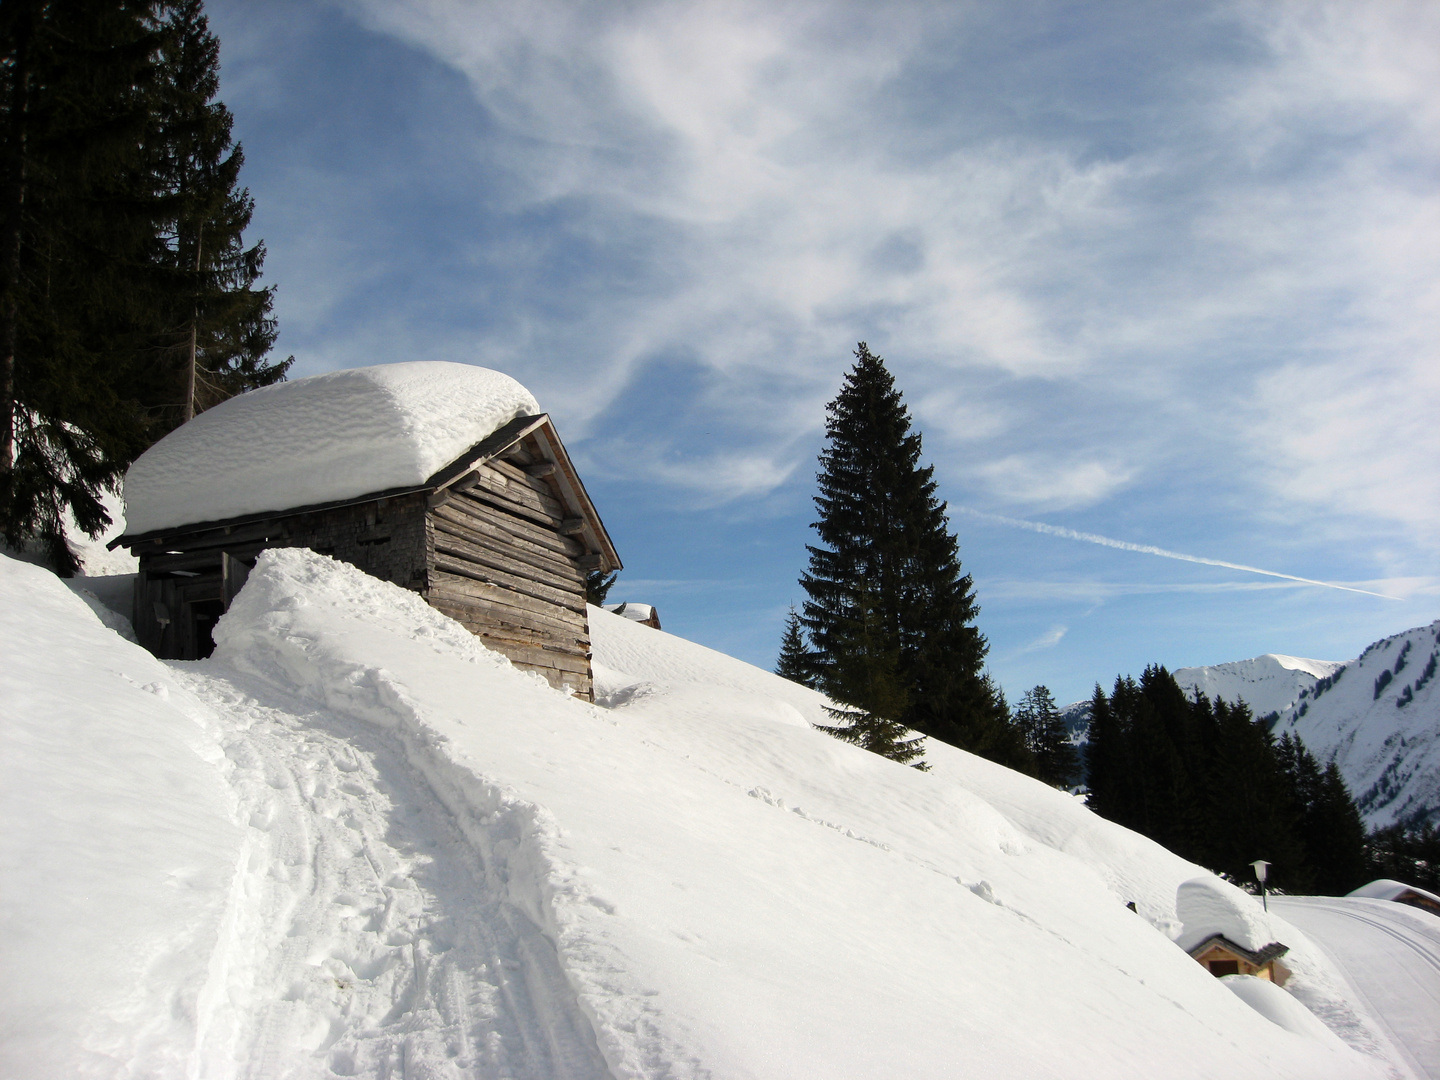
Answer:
(423, 435, 596, 698)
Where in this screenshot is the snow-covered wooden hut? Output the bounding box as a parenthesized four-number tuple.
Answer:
(603, 601, 661, 630)
(112, 362, 620, 698)
(1347, 878, 1440, 916)
(1183, 934, 1290, 982)
(1174, 876, 1290, 985)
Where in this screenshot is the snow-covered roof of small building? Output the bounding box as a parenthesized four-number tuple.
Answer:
(1174, 876, 1278, 955)
(1347, 878, 1440, 906)
(123, 363, 540, 535)
(604, 603, 655, 622)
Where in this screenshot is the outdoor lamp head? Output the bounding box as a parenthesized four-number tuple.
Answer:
(1251, 859, 1270, 883)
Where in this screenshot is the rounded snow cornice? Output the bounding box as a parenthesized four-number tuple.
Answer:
(123, 362, 541, 535)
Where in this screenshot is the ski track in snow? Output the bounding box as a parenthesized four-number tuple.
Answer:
(174, 664, 613, 1080)
(1273, 897, 1440, 1080)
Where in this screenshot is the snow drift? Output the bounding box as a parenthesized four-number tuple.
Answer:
(122, 362, 540, 534)
(0, 549, 1397, 1078)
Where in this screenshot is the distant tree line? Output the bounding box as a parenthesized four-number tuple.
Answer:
(1, 0, 288, 572)
(1084, 664, 1369, 895)
(1364, 821, 1440, 893)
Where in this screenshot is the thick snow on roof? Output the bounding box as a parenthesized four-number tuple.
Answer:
(1176, 876, 1281, 954)
(604, 601, 655, 622)
(123, 362, 540, 535)
(1348, 878, 1440, 905)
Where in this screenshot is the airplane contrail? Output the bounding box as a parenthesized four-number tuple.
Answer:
(953, 508, 1402, 601)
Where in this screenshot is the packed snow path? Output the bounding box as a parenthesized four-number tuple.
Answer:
(1272, 897, 1440, 1080)
(173, 665, 611, 1080)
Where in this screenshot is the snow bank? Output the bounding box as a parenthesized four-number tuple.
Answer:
(1223, 976, 1351, 1048)
(205, 549, 1381, 1079)
(0, 547, 1395, 1078)
(123, 362, 540, 534)
(0, 555, 241, 1078)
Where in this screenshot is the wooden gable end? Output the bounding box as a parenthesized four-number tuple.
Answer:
(418, 416, 619, 701)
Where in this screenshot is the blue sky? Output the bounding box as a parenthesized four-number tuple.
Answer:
(206, 0, 1439, 705)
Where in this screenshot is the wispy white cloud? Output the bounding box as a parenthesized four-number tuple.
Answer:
(215, 0, 1440, 608)
(970, 456, 1134, 513)
(1019, 625, 1069, 653)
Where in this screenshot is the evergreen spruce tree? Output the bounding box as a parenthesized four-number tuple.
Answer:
(1082, 683, 1122, 815)
(585, 569, 617, 605)
(1, 0, 165, 572)
(1277, 732, 1367, 894)
(800, 343, 1008, 766)
(145, 0, 287, 429)
(1, 0, 286, 571)
(1196, 696, 1308, 890)
(775, 606, 815, 687)
(811, 581, 927, 768)
(1016, 684, 1078, 788)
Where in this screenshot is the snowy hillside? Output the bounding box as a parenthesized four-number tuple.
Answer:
(0, 550, 1400, 1078)
(1175, 654, 1346, 722)
(1271, 621, 1440, 829)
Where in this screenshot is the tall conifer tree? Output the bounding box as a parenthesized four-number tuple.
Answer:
(1, 0, 287, 570)
(800, 343, 1010, 766)
(775, 606, 815, 687)
(145, 0, 287, 428)
(1016, 685, 1078, 788)
(1, 0, 164, 571)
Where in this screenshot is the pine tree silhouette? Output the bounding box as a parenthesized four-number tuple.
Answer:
(800, 343, 1014, 767)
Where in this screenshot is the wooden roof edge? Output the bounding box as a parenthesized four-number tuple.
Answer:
(423, 413, 549, 491)
(110, 482, 434, 549)
(1185, 934, 1289, 966)
(528, 419, 623, 574)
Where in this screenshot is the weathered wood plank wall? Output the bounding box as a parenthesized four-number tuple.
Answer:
(424, 447, 594, 699)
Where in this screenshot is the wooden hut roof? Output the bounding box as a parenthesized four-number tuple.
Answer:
(1184, 934, 1289, 967)
(113, 412, 620, 574)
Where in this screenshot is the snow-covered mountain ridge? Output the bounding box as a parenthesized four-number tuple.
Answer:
(1175, 654, 1347, 723)
(0, 550, 1395, 1078)
(1270, 620, 1440, 829)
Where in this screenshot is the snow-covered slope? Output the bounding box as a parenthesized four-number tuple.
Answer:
(1272, 621, 1440, 829)
(1175, 654, 1346, 722)
(123, 362, 539, 534)
(0, 550, 1399, 1078)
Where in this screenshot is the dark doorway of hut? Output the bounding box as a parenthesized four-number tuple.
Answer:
(133, 551, 250, 661)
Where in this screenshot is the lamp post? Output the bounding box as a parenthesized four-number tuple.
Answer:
(1251, 859, 1271, 912)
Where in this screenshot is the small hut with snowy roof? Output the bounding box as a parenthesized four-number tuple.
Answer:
(1174, 877, 1290, 985)
(113, 362, 620, 699)
(1347, 878, 1440, 916)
